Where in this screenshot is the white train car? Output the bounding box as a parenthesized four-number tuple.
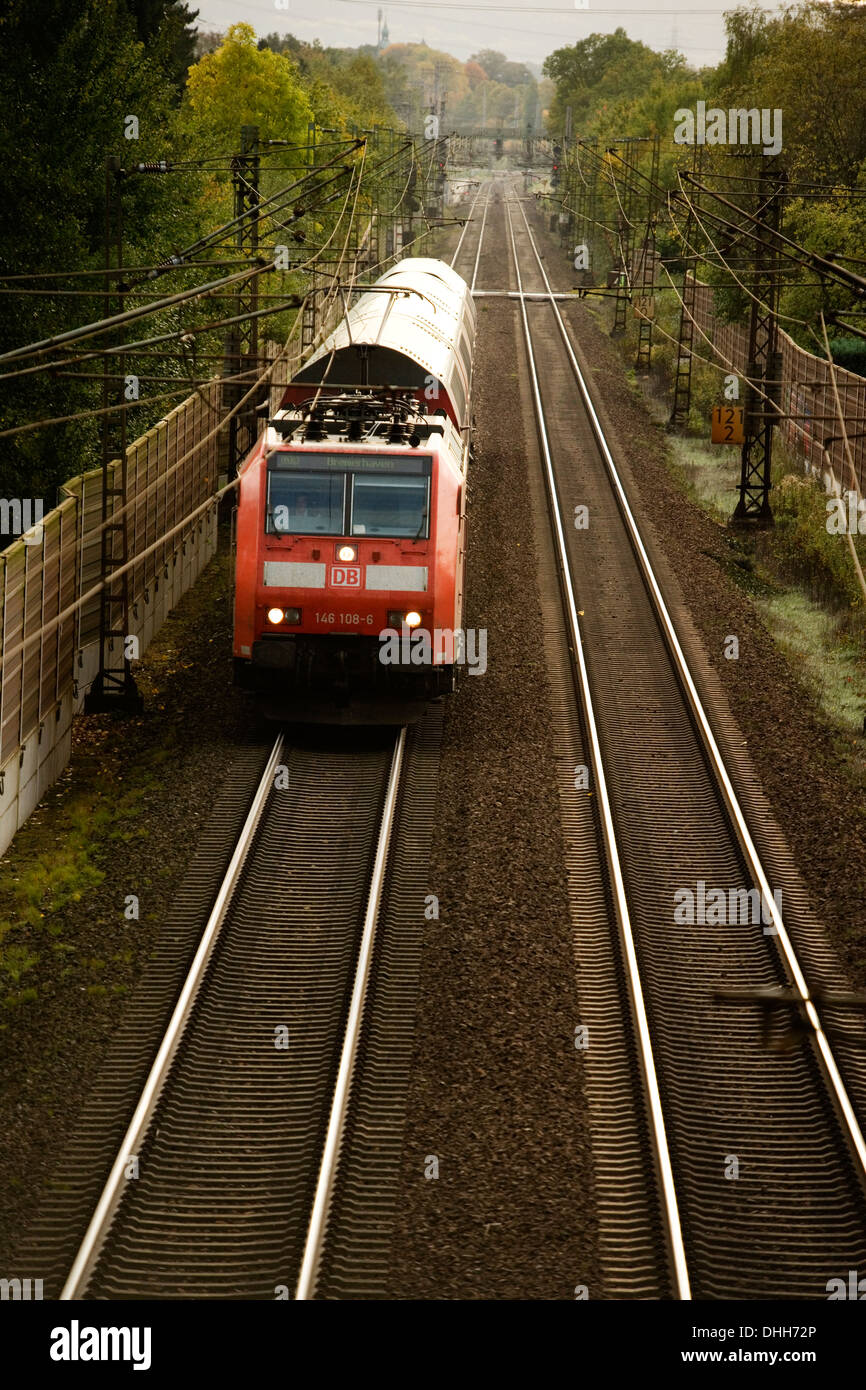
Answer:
(280, 258, 476, 430)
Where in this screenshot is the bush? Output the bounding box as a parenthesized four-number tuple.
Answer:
(685, 362, 725, 433)
(767, 473, 865, 618)
(829, 337, 866, 379)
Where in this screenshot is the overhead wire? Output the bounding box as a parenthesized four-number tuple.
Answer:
(0, 158, 364, 390)
(2, 129, 442, 661)
(671, 174, 814, 331)
(66, 149, 368, 548)
(2, 143, 369, 595)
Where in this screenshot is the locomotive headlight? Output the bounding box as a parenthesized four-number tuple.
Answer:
(337, 543, 357, 563)
(388, 609, 424, 629)
(266, 607, 301, 625)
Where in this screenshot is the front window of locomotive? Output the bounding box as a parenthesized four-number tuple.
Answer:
(350, 474, 429, 538)
(266, 467, 345, 535)
(264, 452, 432, 539)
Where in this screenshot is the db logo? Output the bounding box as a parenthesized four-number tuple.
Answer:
(330, 565, 361, 587)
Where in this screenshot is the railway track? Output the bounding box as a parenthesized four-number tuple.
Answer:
(16, 176, 866, 1304)
(49, 719, 441, 1300)
(504, 183, 866, 1298)
(450, 177, 492, 289)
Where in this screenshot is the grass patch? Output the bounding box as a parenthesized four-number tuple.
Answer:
(0, 733, 177, 1010)
(755, 590, 866, 734)
(667, 434, 866, 734)
(766, 469, 866, 619)
(0, 944, 39, 986)
(4, 987, 38, 1010)
(669, 435, 740, 521)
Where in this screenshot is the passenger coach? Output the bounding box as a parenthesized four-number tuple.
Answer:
(232, 258, 475, 722)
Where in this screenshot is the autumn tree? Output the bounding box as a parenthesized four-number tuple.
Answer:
(716, 2, 866, 186)
(181, 22, 312, 149)
(470, 50, 532, 88)
(465, 60, 487, 89)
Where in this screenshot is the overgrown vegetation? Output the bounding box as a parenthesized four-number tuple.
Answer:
(541, 3, 866, 711)
(0, 773, 150, 1011)
(543, 4, 866, 361)
(0, 7, 403, 510)
(0, 543, 236, 1015)
(584, 272, 866, 736)
(255, 37, 544, 138)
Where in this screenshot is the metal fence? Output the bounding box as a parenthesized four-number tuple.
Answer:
(0, 380, 224, 851)
(690, 280, 866, 495)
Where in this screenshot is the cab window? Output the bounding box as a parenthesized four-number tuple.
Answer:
(267, 470, 345, 535)
(350, 475, 429, 538)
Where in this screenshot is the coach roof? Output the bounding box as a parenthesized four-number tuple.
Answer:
(286, 258, 475, 428)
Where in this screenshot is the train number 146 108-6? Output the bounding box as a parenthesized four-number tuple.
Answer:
(315, 612, 375, 626)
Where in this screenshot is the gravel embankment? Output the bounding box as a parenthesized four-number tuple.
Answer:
(386, 183, 866, 1298)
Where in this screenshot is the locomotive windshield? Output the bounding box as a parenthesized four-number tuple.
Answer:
(267, 470, 345, 535)
(266, 453, 431, 539)
(351, 475, 428, 537)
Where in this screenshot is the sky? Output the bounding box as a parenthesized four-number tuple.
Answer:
(192, 0, 786, 69)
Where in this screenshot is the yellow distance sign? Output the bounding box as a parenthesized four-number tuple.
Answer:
(711, 405, 744, 444)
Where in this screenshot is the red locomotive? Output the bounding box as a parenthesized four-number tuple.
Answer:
(232, 258, 475, 721)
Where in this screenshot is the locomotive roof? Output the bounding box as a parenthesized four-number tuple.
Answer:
(287, 258, 475, 426)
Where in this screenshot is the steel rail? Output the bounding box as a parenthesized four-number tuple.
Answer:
(512, 189, 866, 1185)
(60, 736, 286, 1300)
(449, 179, 485, 269)
(504, 193, 692, 1301)
(472, 289, 575, 300)
(471, 181, 493, 293)
(295, 726, 407, 1300)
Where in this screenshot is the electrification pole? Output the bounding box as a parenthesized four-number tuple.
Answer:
(611, 140, 638, 337)
(668, 146, 702, 431)
(301, 125, 320, 353)
(585, 140, 599, 286)
(635, 134, 660, 373)
(733, 165, 787, 525)
(85, 155, 142, 714)
(225, 124, 261, 475)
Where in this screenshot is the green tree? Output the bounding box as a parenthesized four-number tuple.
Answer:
(181, 22, 312, 149)
(544, 29, 690, 138)
(0, 0, 199, 504)
(731, 3, 866, 185)
(126, 0, 199, 93)
(711, 4, 773, 94)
